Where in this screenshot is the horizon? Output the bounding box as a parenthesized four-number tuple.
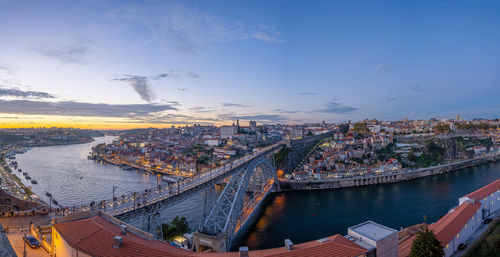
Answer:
(1, 0, 499, 129)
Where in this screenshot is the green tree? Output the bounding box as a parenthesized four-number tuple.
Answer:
(161, 216, 191, 240)
(172, 216, 190, 234)
(409, 226, 444, 257)
(338, 124, 350, 134)
(353, 122, 368, 134)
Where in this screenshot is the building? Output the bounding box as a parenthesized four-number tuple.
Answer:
(400, 178, 500, 257)
(48, 211, 369, 257)
(219, 126, 237, 139)
(347, 221, 399, 257)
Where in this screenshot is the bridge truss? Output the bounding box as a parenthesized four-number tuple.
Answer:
(198, 155, 279, 251)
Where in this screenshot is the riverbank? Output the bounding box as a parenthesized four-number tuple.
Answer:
(279, 153, 500, 191)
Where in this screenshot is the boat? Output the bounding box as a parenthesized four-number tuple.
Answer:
(18, 168, 22, 172)
(52, 199, 58, 205)
(122, 166, 134, 171)
(31, 180, 37, 185)
(45, 191, 52, 198)
(25, 175, 31, 180)
(22, 172, 27, 176)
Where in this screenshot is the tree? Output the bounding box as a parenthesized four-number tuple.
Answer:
(409, 226, 444, 257)
(161, 216, 190, 240)
(353, 122, 368, 134)
(338, 124, 350, 134)
(172, 216, 190, 234)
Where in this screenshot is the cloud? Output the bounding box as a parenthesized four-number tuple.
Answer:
(0, 99, 177, 118)
(218, 113, 287, 123)
(0, 87, 57, 99)
(176, 88, 188, 91)
(112, 75, 155, 102)
(386, 97, 397, 102)
(112, 71, 198, 102)
(409, 85, 424, 92)
(116, 3, 282, 55)
(221, 102, 252, 108)
(273, 109, 300, 114)
(374, 64, 394, 74)
(189, 106, 215, 113)
(35, 41, 90, 64)
(299, 91, 318, 96)
(315, 100, 358, 114)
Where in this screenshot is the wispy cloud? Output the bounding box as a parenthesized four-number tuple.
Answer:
(112, 75, 156, 102)
(409, 85, 424, 92)
(189, 106, 215, 113)
(116, 3, 282, 55)
(112, 71, 196, 102)
(273, 109, 300, 114)
(218, 113, 287, 123)
(0, 87, 57, 99)
(35, 41, 90, 64)
(315, 100, 358, 114)
(298, 91, 318, 96)
(386, 97, 397, 102)
(0, 99, 177, 118)
(221, 102, 252, 108)
(374, 64, 394, 74)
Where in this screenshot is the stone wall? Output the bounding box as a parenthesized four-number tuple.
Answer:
(279, 155, 500, 191)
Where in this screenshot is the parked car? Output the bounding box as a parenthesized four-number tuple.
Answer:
(483, 218, 493, 224)
(24, 235, 41, 249)
(458, 243, 467, 250)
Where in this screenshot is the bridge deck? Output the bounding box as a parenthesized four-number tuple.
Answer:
(78, 142, 284, 219)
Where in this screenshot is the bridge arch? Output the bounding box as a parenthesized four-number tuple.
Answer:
(197, 155, 278, 251)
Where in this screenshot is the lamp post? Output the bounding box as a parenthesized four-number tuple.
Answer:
(112, 185, 118, 201)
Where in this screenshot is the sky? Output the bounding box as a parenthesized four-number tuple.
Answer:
(0, 0, 499, 129)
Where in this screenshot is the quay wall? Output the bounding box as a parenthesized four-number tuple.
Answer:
(279, 155, 500, 191)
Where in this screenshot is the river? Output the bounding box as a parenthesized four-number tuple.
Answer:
(14, 138, 500, 251)
(14, 136, 204, 230)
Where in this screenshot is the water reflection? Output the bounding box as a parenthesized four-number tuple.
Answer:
(235, 161, 500, 250)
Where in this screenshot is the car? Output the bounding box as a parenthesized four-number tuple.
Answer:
(483, 218, 493, 224)
(458, 243, 467, 250)
(24, 235, 41, 249)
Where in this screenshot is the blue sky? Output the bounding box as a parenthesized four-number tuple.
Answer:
(0, 0, 499, 127)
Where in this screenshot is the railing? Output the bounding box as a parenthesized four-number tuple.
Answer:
(59, 141, 284, 216)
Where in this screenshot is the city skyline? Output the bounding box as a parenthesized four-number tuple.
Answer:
(1, 0, 500, 129)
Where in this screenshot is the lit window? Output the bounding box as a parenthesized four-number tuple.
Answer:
(465, 224, 468, 228)
(457, 233, 459, 238)
(446, 244, 449, 248)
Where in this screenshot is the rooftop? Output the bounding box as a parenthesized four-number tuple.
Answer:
(465, 178, 500, 201)
(348, 220, 397, 242)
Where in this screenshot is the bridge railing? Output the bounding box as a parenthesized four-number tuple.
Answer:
(60, 141, 284, 216)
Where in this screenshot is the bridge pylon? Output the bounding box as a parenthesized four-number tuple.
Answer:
(141, 209, 163, 241)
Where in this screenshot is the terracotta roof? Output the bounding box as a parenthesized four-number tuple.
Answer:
(465, 179, 500, 201)
(428, 201, 481, 246)
(195, 235, 367, 257)
(55, 215, 367, 257)
(54, 215, 192, 257)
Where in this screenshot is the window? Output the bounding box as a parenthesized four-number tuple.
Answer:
(457, 233, 459, 239)
(446, 244, 449, 249)
(465, 224, 467, 228)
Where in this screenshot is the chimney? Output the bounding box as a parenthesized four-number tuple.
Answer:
(239, 246, 249, 257)
(285, 239, 294, 250)
(120, 225, 127, 235)
(113, 236, 122, 248)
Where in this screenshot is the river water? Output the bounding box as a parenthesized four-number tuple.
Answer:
(14, 136, 204, 230)
(14, 138, 500, 250)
